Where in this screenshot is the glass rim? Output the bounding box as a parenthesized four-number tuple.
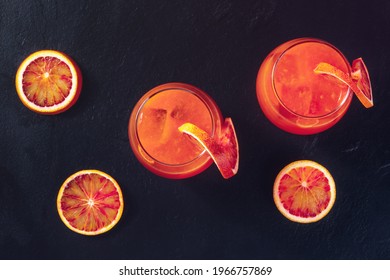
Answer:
(134, 84, 217, 167)
(271, 38, 353, 119)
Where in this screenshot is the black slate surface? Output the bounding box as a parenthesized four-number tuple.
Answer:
(1, 0, 390, 260)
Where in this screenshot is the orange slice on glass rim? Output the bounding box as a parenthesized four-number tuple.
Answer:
(178, 117, 239, 179)
(57, 170, 124, 235)
(15, 50, 82, 114)
(273, 160, 336, 223)
(314, 58, 373, 108)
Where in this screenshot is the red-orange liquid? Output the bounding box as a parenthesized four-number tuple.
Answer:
(137, 89, 212, 164)
(129, 83, 222, 179)
(257, 38, 353, 134)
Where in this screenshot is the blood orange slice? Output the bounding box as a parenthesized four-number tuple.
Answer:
(15, 50, 82, 114)
(57, 170, 124, 235)
(273, 160, 336, 223)
(351, 58, 373, 108)
(178, 118, 239, 179)
(314, 58, 373, 108)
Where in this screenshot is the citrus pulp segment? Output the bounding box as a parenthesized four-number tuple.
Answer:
(15, 50, 82, 114)
(178, 118, 239, 179)
(57, 170, 123, 235)
(273, 160, 336, 223)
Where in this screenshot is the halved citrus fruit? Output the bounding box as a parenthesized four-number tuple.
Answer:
(57, 170, 124, 235)
(273, 160, 336, 223)
(15, 50, 82, 114)
(178, 117, 239, 179)
(314, 58, 373, 108)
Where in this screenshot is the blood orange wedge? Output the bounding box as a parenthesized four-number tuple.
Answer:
(15, 50, 82, 114)
(178, 118, 239, 179)
(351, 58, 373, 108)
(273, 160, 336, 223)
(314, 58, 373, 108)
(57, 170, 124, 235)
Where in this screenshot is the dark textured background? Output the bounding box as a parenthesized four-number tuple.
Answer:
(1, 0, 390, 260)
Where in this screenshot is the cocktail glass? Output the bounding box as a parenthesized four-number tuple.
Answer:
(129, 83, 223, 179)
(256, 38, 355, 135)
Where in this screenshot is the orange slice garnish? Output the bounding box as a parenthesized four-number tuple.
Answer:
(15, 50, 82, 114)
(273, 160, 336, 223)
(314, 58, 373, 108)
(57, 170, 124, 235)
(351, 58, 373, 107)
(178, 118, 239, 179)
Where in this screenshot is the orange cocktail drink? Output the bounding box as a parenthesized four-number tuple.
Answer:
(129, 83, 223, 179)
(256, 38, 353, 135)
